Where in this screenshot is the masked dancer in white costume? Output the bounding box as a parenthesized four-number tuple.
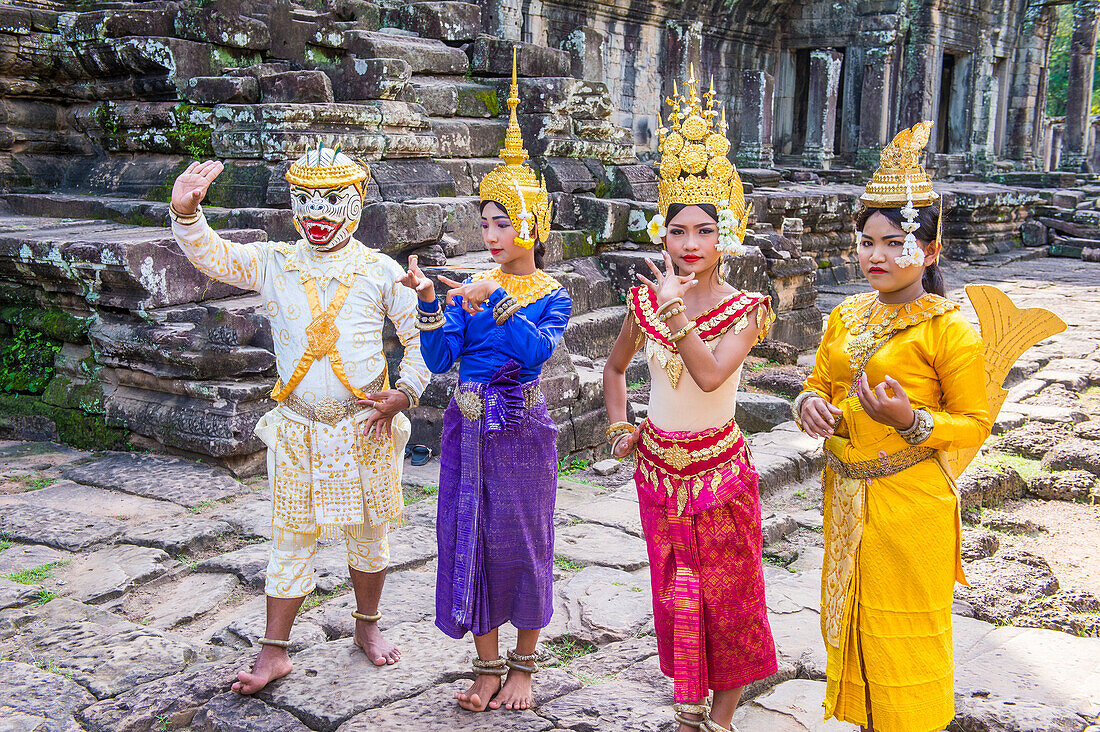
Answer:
(167, 146, 429, 694)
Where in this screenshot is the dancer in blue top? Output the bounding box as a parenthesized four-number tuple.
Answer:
(399, 48, 572, 714)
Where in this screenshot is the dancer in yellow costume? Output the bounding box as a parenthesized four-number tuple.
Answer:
(167, 145, 429, 694)
(794, 122, 1065, 731)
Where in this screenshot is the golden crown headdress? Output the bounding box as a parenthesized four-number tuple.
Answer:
(653, 67, 747, 251)
(285, 141, 370, 192)
(478, 48, 552, 249)
(861, 121, 940, 268)
(861, 121, 938, 208)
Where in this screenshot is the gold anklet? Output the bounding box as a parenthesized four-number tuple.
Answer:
(352, 610, 382, 623)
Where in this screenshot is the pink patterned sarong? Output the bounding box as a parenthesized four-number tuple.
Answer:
(635, 417, 778, 702)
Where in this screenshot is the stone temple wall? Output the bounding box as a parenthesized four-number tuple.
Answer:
(0, 0, 1054, 474)
(477, 0, 1058, 173)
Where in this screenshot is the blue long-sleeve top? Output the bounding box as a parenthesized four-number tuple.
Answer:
(418, 271, 573, 383)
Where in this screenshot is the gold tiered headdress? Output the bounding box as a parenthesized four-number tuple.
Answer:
(478, 48, 552, 249)
(650, 67, 747, 256)
(860, 120, 940, 268)
(285, 142, 371, 193)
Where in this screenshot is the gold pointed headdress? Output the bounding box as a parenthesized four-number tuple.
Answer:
(654, 67, 747, 245)
(860, 121, 938, 208)
(285, 140, 370, 192)
(478, 48, 552, 249)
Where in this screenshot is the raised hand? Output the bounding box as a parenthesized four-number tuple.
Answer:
(171, 160, 224, 215)
(398, 255, 436, 302)
(636, 251, 697, 305)
(437, 276, 501, 315)
(857, 374, 916, 430)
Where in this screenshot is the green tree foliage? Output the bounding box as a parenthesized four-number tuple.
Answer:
(1046, 4, 1100, 117)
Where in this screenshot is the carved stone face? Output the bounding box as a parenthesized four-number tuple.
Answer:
(290, 183, 363, 252)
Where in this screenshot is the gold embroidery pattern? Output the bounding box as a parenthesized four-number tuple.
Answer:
(455, 383, 542, 422)
(821, 442, 935, 648)
(471, 267, 562, 307)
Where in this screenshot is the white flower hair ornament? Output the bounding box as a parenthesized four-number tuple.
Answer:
(512, 178, 536, 248)
(895, 174, 926, 269)
(716, 199, 746, 257)
(647, 213, 667, 244)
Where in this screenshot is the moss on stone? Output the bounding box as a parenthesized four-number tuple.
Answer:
(0, 306, 90, 344)
(169, 104, 215, 160)
(474, 88, 501, 117)
(0, 393, 129, 451)
(145, 161, 191, 203)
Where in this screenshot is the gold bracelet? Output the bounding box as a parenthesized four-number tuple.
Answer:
(658, 302, 686, 321)
(494, 296, 522, 325)
(415, 306, 445, 331)
(654, 297, 684, 319)
(605, 421, 635, 438)
(669, 320, 696, 343)
(168, 203, 202, 225)
(395, 383, 420, 408)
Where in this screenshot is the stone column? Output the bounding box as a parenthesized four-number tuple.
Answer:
(1060, 0, 1100, 171)
(736, 70, 774, 168)
(663, 20, 703, 99)
(856, 44, 894, 167)
(802, 49, 843, 168)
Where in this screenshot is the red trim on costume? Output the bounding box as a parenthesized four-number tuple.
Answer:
(629, 286, 770, 352)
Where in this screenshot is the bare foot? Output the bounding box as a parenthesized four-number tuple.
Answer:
(231, 645, 293, 695)
(677, 718, 704, 732)
(455, 673, 502, 712)
(353, 618, 401, 666)
(491, 668, 533, 710)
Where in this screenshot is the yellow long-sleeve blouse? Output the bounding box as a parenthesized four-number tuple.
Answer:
(803, 292, 992, 459)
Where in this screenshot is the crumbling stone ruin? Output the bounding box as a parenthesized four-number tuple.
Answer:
(0, 0, 1091, 473)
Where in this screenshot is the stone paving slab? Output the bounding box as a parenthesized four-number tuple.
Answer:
(553, 522, 650, 571)
(60, 452, 250, 508)
(207, 488, 273, 540)
(144, 572, 241, 630)
(543, 565, 653, 645)
(0, 578, 40, 610)
(388, 524, 439, 570)
(302, 568, 436, 637)
(537, 678, 675, 731)
(58, 544, 175, 604)
(11, 480, 186, 524)
(338, 680, 556, 731)
(0, 544, 71, 576)
(732, 679, 852, 731)
(954, 615, 1100, 721)
(122, 516, 235, 554)
(0, 503, 124, 552)
(557, 484, 643, 538)
(0, 598, 222, 699)
(210, 595, 328, 653)
(192, 691, 314, 732)
(0, 659, 96, 732)
(257, 626, 472, 732)
(78, 654, 250, 732)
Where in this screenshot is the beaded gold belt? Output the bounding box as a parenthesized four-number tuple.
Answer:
(824, 445, 935, 480)
(280, 370, 387, 427)
(455, 383, 542, 421)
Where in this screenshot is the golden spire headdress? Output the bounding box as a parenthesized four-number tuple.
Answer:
(649, 67, 747, 256)
(285, 139, 370, 192)
(477, 48, 552, 249)
(860, 120, 940, 268)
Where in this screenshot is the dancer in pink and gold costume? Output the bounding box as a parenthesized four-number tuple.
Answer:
(602, 70, 777, 732)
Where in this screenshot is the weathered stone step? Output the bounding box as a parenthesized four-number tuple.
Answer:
(563, 305, 627, 360)
(344, 29, 469, 75)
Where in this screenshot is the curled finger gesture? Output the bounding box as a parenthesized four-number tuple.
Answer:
(437, 276, 499, 315)
(636, 250, 697, 305)
(398, 255, 436, 302)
